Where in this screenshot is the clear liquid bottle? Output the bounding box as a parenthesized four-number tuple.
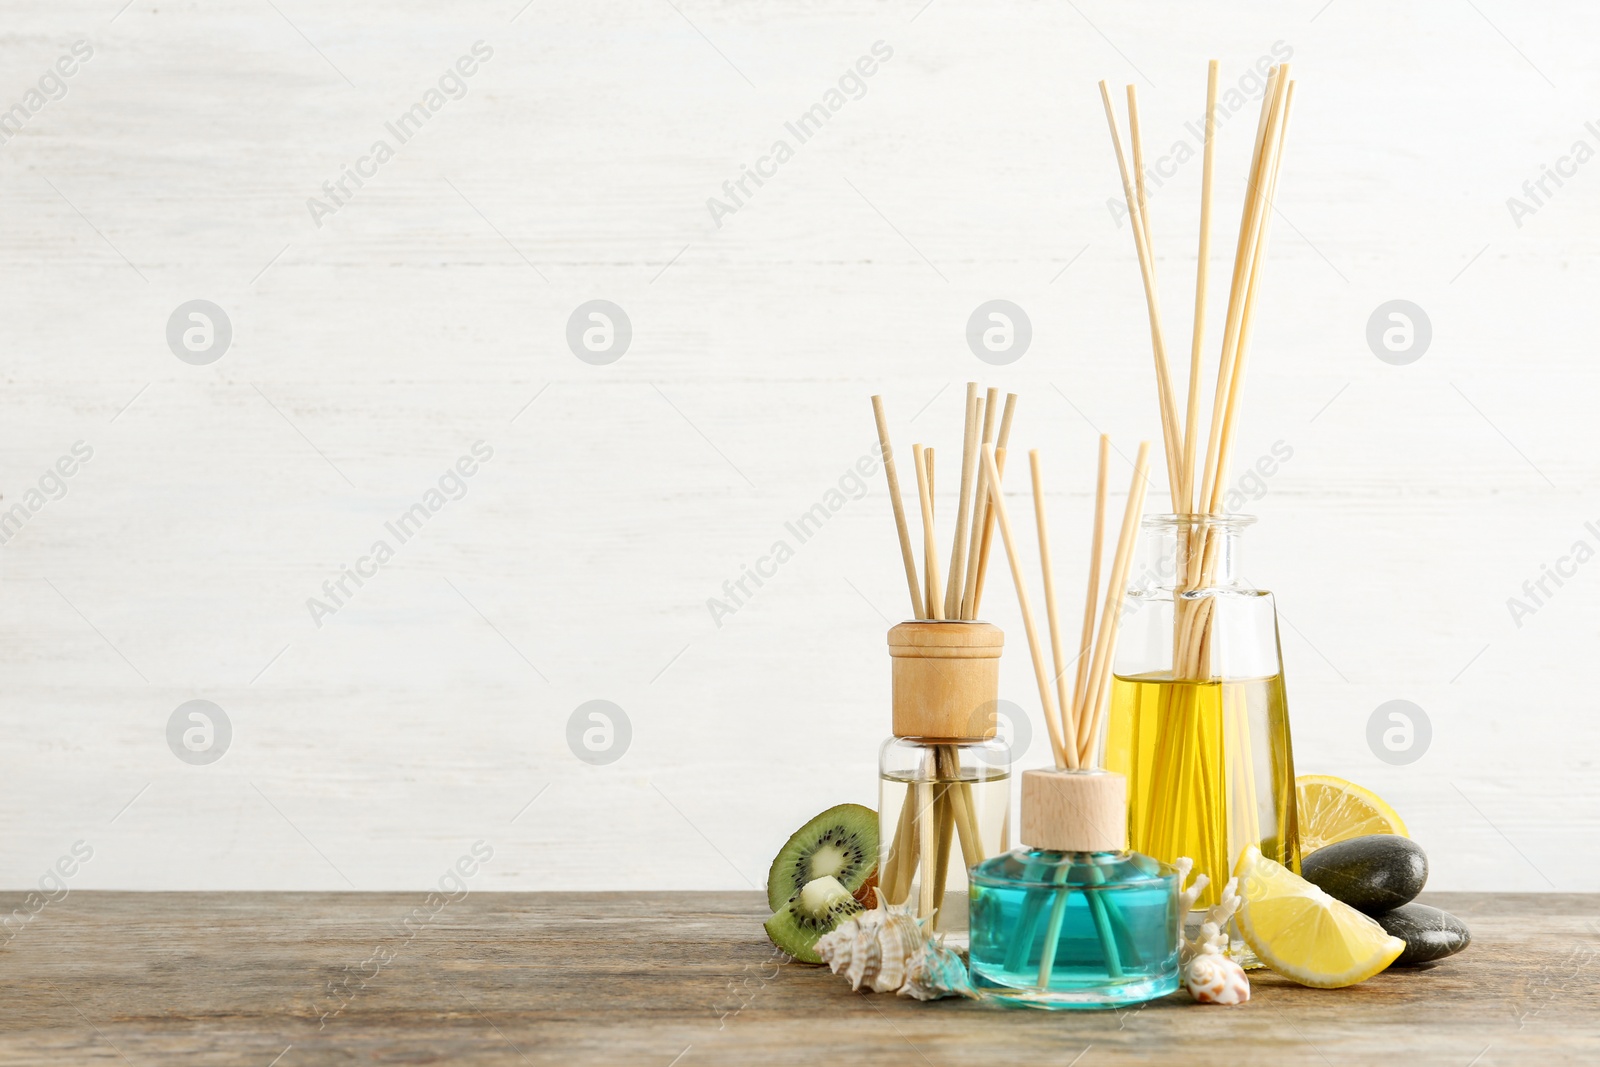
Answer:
(1104, 515, 1300, 921)
(878, 621, 1009, 943)
(968, 769, 1180, 1008)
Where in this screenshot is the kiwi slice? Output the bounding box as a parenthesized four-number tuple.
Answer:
(765, 803, 878, 913)
(763, 876, 865, 963)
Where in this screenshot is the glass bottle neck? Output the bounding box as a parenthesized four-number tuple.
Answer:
(1134, 515, 1255, 595)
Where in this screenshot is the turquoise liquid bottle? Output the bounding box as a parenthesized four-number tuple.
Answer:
(968, 769, 1179, 1009)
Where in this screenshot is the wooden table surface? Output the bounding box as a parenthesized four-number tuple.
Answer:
(0, 891, 1593, 1065)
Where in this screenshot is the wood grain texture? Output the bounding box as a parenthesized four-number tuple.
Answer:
(0, 891, 1593, 1065)
(888, 619, 1002, 738)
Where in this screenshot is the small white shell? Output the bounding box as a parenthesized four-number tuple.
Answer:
(1176, 866, 1243, 967)
(1184, 951, 1250, 1005)
(815, 892, 975, 1000)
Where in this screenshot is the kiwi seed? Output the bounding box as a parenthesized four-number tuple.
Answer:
(765, 802, 879, 913)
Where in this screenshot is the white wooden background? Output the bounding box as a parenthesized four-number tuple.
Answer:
(1, 0, 1593, 893)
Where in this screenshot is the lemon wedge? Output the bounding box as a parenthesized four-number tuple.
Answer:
(1235, 845, 1405, 988)
(1296, 774, 1408, 855)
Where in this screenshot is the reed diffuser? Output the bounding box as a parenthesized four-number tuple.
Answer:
(1095, 62, 1301, 916)
(870, 386, 1017, 939)
(966, 440, 1181, 1008)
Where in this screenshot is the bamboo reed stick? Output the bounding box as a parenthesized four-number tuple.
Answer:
(1194, 67, 1282, 537)
(871, 396, 925, 620)
(1182, 61, 1219, 514)
(1211, 70, 1283, 488)
(1071, 436, 1110, 728)
(1226, 684, 1260, 858)
(937, 746, 984, 872)
(962, 470, 986, 620)
(1007, 889, 1046, 973)
(1077, 443, 1152, 765)
(1099, 82, 1182, 507)
(972, 394, 1018, 614)
(981, 444, 1069, 769)
(949, 776, 981, 869)
(971, 447, 1005, 615)
(1190, 690, 1222, 900)
(932, 785, 954, 919)
(884, 780, 918, 903)
(1084, 469, 1152, 764)
(913, 445, 944, 621)
(996, 395, 1017, 459)
(1036, 868, 1073, 989)
(926, 449, 936, 619)
(917, 772, 937, 918)
(1029, 450, 1077, 769)
(1127, 84, 1155, 264)
(960, 388, 1001, 618)
(1083, 866, 1126, 977)
(928, 445, 936, 602)
(1206, 80, 1293, 520)
(946, 385, 981, 619)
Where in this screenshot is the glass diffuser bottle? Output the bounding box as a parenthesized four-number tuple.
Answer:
(878, 621, 1009, 942)
(1105, 515, 1300, 920)
(969, 769, 1180, 1008)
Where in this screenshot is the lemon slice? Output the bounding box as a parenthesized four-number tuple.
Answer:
(1235, 846, 1405, 988)
(1296, 774, 1408, 854)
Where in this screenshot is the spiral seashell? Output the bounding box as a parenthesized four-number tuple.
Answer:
(875, 907, 923, 992)
(1184, 951, 1250, 1005)
(814, 891, 975, 1000)
(899, 937, 977, 1001)
(845, 917, 886, 991)
(814, 916, 860, 982)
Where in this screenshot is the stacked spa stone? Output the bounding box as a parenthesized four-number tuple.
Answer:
(1300, 835, 1470, 965)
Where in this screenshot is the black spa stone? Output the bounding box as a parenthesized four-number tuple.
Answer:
(1301, 834, 1428, 915)
(1376, 903, 1471, 965)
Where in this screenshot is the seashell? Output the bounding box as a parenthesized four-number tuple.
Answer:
(1175, 863, 1242, 967)
(815, 891, 976, 1000)
(899, 936, 977, 1001)
(1184, 950, 1250, 1005)
(1173, 858, 1248, 1005)
(815, 893, 921, 993)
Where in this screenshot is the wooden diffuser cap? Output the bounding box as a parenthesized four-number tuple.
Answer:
(1020, 768, 1128, 852)
(887, 621, 1004, 740)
